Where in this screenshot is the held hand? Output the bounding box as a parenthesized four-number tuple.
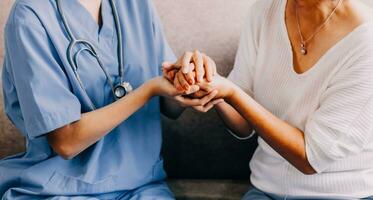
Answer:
(194, 75, 236, 100)
(149, 76, 221, 111)
(162, 50, 217, 88)
(174, 74, 230, 113)
(177, 50, 217, 83)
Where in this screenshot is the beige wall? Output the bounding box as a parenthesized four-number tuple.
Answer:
(0, 0, 14, 64)
(0, 0, 23, 158)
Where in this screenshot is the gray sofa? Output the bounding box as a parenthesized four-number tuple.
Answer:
(0, 0, 257, 199)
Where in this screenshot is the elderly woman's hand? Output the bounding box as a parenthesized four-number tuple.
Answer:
(193, 75, 236, 100)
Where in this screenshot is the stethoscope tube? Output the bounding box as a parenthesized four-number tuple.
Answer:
(109, 0, 124, 82)
(56, 0, 128, 110)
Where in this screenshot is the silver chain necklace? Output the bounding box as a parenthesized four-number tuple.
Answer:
(295, 0, 344, 55)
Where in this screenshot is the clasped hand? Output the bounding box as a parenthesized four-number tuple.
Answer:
(161, 50, 234, 112)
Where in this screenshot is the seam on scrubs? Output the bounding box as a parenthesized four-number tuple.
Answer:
(26, 107, 81, 140)
(7, 6, 46, 31)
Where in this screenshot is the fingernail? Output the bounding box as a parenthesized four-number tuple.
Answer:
(185, 90, 192, 95)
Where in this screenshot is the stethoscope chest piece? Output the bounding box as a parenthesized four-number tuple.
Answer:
(114, 82, 133, 99)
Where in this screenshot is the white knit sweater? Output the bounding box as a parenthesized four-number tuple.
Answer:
(228, 0, 373, 198)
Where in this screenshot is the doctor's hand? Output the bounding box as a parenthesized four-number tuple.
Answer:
(148, 76, 221, 111)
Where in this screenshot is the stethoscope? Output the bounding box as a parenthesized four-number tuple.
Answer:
(56, 0, 132, 110)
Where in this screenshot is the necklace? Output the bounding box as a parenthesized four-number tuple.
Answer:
(295, 0, 344, 55)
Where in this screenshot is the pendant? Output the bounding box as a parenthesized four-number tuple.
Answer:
(300, 43, 307, 55)
(114, 82, 133, 99)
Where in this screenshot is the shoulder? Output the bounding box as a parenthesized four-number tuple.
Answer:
(118, 0, 155, 14)
(6, 0, 54, 28)
(351, 24, 373, 60)
(353, 0, 373, 23)
(246, 0, 283, 22)
(336, 25, 373, 78)
(243, 0, 284, 35)
(4, 1, 54, 46)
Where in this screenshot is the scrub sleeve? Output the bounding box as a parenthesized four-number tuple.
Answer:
(4, 19, 81, 139)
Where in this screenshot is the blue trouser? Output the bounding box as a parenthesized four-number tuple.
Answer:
(243, 188, 373, 200)
(3, 181, 174, 200)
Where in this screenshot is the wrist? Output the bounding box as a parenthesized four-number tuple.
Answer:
(225, 82, 240, 102)
(222, 79, 238, 100)
(142, 78, 158, 99)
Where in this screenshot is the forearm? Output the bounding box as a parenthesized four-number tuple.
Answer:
(215, 102, 254, 138)
(160, 97, 185, 119)
(48, 81, 155, 159)
(226, 86, 316, 174)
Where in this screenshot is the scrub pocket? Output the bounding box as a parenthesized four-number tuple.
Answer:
(46, 171, 117, 194)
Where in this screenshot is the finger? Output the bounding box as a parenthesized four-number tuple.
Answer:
(185, 85, 200, 95)
(193, 99, 216, 113)
(176, 90, 218, 107)
(210, 56, 218, 76)
(205, 98, 224, 110)
(186, 63, 196, 85)
(196, 82, 214, 93)
(162, 61, 178, 77)
(174, 96, 200, 107)
(192, 105, 207, 113)
(192, 90, 209, 98)
(193, 50, 205, 83)
(195, 98, 224, 113)
(203, 54, 214, 81)
(199, 90, 218, 106)
(165, 69, 177, 81)
(202, 101, 215, 112)
(206, 55, 217, 76)
(175, 95, 205, 107)
(174, 75, 184, 92)
(211, 98, 224, 105)
(162, 61, 177, 70)
(177, 71, 190, 91)
(181, 52, 193, 74)
(194, 103, 214, 113)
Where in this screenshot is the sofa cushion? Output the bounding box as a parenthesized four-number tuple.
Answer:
(168, 179, 250, 200)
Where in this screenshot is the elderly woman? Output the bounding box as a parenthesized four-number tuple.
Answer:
(168, 0, 373, 199)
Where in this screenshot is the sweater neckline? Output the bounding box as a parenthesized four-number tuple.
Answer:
(279, 0, 371, 78)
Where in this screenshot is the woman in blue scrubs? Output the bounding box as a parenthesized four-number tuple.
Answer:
(0, 0, 218, 199)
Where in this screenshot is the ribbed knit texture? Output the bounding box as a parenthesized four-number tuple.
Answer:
(228, 0, 373, 198)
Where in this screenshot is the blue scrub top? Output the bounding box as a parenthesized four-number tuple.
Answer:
(0, 0, 175, 197)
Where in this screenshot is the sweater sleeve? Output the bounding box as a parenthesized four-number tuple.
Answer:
(305, 51, 373, 173)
